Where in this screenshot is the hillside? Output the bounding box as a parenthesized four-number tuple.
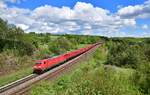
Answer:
(0, 18, 150, 95)
(31, 38, 150, 95)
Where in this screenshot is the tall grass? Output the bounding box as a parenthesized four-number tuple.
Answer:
(106, 39, 150, 94)
(0, 50, 33, 86)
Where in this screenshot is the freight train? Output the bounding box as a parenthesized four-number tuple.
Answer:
(33, 43, 100, 74)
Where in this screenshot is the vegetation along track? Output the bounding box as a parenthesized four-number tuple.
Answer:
(0, 74, 37, 93)
(0, 43, 102, 95)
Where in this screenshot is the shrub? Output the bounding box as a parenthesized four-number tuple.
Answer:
(48, 37, 75, 54)
(106, 40, 148, 68)
(132, 63, 150, 94)
(106, 39, 150, 94)
(0, 50, 33, 74)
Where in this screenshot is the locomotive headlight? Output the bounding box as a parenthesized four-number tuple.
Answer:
(34, 66, 41, 68)
(34, 66, 37, 68)
(38, 66, 41, 68)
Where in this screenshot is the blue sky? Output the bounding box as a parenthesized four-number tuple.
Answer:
(8, 0, 146, 12)
(0, 0, 150, 37)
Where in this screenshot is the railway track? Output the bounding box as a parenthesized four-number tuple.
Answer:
(0, 74, 37, 94)
(0, 43, 101, 95)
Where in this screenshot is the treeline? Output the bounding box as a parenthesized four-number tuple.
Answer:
(106, 38, 150, 94)
(0, 39, 33, 56)
(29, 34, 102, 59)
(63, 34, 103, 44)
(0, 18, 34, 56)
(0, 18, 103, 57)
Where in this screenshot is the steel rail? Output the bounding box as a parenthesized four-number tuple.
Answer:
(0, 74, 37, 93)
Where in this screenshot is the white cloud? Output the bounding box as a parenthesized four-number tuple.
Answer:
(0, 1, 149, 37)
(16, 24, 29, 30)
(123, 19, 136, 27)
(0, 1, 7, 8)
(74, 2, 110, 22)
(33, 5, 75, 20)
(17, 2, 129, 34)
(142, 24, 148, 30)
(118, 0, 150, 19)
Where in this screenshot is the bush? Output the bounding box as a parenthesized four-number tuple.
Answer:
(106, 40, 148, 68)
(0, 50, 33, 74)
(48, 37, 75, 54)
(34, 44, 52, 59)
(106, 39, 150, 95)
(31, 64, 140, 95)
(132, 63, 150, 94)
(0, 39, 34, 56)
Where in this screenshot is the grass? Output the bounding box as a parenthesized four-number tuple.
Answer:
(0, 51, 34, 86)
(0, 67, 32, 86)
(77, 44, 87, 48)
(31, 45, 141, 95)
(31, 63, 140, 95)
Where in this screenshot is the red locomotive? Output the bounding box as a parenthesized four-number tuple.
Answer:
(33, 43, 99, 74)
